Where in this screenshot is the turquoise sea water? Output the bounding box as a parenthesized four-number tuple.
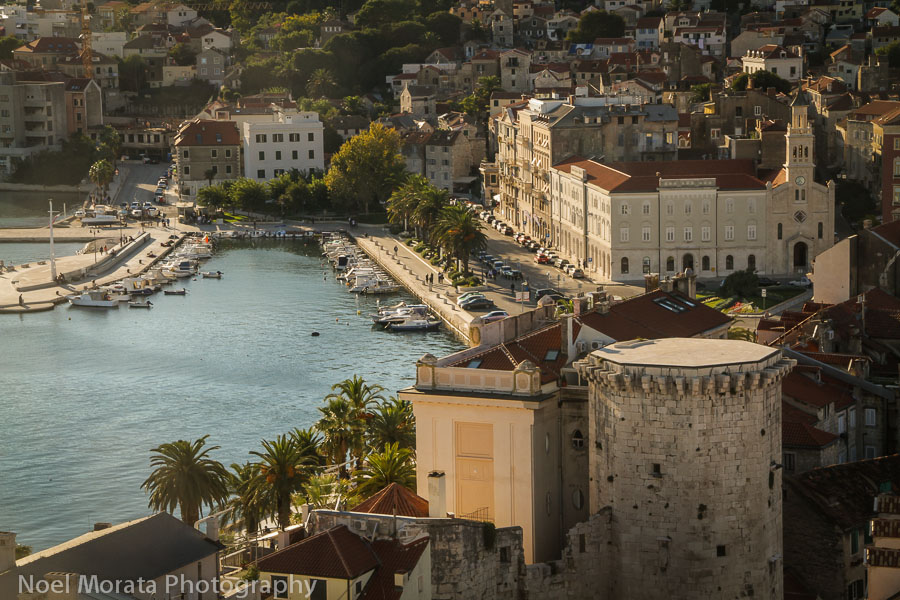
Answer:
(0, 239, 464, 550)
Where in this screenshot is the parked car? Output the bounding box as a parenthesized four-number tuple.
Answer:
(534, 254, 550, 264)
(74, 209, 85, 218)
(460, 297, 495, 310)
(481, 254, 495, 265)
(131, 209, 143, 218)
(570, 268, 585, 279)
(757, 277, 778, 287)
(526, 241, 540, 252)
(535, 288, 564, 301)
(457, 292, 486, 305)
(492, 260, 504, 270)
(481, 310, 509, 323)
(556, 258, 570, 269)
(789, 275, 812, 287)
(502, 227, 514, 236)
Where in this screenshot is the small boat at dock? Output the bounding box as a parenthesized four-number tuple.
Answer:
(387, 317, 442, 331)
(202, 271, 223, 279)
(164, 288, 188, 295)
(128, 299, 153, 308)
(67, 291, 120, 308)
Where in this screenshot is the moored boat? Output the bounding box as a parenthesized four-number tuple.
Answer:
(387, 317, 442, 331)
(66, 290, 120, 308)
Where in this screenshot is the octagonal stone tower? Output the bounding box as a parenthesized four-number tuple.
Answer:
(575, 338, 794, 600)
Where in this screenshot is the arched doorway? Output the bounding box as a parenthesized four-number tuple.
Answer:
(793, 242, 808, 269)
(682, 254, 694, 271)
(747, 254, 756, 271)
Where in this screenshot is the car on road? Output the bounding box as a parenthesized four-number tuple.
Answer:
(534, 254, 550, 264)
(502, 226, 514, 236)
(526, 241, 540, 252)
(757, 277, 778, 287)
(146, 207, 159, 217)
(457, 291, 486, 305)
(535, 288, 564, 301)
(481, 254, 495, 265)
(130, 209, 143, 218)
(157, 180, 167, 189)
(481, 310, 509, 323)
(460, 297, 495, 310)
(566, 265, 585, 278)
(492, 260, 504, 270)
(555, 258, 570, 269)
(789, 276, 812, 287)
(74, 209, 85, 218)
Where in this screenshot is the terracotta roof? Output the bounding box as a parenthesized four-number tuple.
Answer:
(786, 454, 900, 530)
(782, 370, 854, 410)
(553, 157, 766, 193)
(874, 106, 900, 127)
(452, 322, 567, 383)
(783, 420, 838, 449)
(577, 289, 731, 340)
(471, 49, 500, 60)
(849, 99, 900, 119)
(361, 538, 429, 600)
(256, 525, 379, 579)
(351, 483, 429, 518)
(782, 400, 817, 425)
(15, 37, 80, 55)
(636, 16, 662, 28)
(173, 119, 240, 146)
(746, 44, 799, 59)
(870, 219, 900, 247)
(866, 6, 889, 17)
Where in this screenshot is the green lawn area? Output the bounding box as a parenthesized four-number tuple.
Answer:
(699, 285, 806, 313)
(223, 213, 249, 223)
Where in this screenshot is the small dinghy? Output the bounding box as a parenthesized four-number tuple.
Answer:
(128, 299, 153, 308)
(202, 271, 223, 279)
(164, 288, 187, 296)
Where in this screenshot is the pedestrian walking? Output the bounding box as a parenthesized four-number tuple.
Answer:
(18, 294, 23, 306)
(438, 272, 443, 285)
(510, 282, 516, 295)
(394, 245, 398, 254)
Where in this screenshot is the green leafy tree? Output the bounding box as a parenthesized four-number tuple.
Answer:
(168, 42, 197, 66)
(198, 184, 229, 210)
(732, 70, 791, 95)
(306, 68, 339, 98)
(367, 397, 415, 451)
(89, 159, 115, 198)
(229, 177, 270, 212)
(875, 40, 900, 68)
(565, 11, 625, 43)
(141, 435, 230, 525)
(15, 544, 32, 560)
(0, 36, 22, 59)
(836, 180, 877, 225)
(355, 0, 414, 27)
(690, 82, 715, 102)
(356, 443, 416, 493)
(434, 203, 487, 273)
(250, 435, 317, 530)
(324, 123, 406, 214)
(720, 269, 759, 298)
(424, 12, 462, 45)
(727, 327, 756, 341)
(340, 95, 367, 116)
(96, 125, 121, 166)
(297, 473, 360, 511)
(118, 55, 148, 92)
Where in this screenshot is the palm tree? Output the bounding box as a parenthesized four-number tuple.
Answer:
(140, 435, 230, 525)
(250, 435, 316, 530)
(386, 176, 422, 235)
(434, 204, 487, 274)
(297, 474, 360, 511)
(306, 68, 338, 98)
(728, 327, 756, 341)
(412, 184, 449, 245)
(89, 159, 115, 200)
(291, 427, 324, 468)
(316, 397, 355, 477)
(356, 443, 416, 494)
(367, 397, 415, 451)
(325, 376, 385, 469)
(223, 462, 266, 536)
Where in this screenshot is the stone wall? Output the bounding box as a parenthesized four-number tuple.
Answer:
(574, 346, 793, 599)
(308, 511, 525, 600)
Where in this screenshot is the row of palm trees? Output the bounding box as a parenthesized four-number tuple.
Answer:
(386, 176, 488, 275)
(140, 376, 415, 535)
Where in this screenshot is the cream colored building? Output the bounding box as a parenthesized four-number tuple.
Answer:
(173, 119, 242, 199)
(402, 291, 731, 564)
(491, 96, 677, 247)
(741, 44, 804, 82)
(548, 92, 834, 280)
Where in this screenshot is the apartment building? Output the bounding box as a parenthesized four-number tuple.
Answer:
(64, 78, 102, 136)
(242, 111, 324, 181)
(741, 44, 804, 82)
(547, 95, 834, 280)
(173, 119, 242, 199)
(0, 71, 67, 176)
(490, 96, 677, 244)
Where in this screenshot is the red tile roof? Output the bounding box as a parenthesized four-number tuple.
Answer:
(361, 538, 429, 600)
(257, 525, 379, 579)
(783, 420, 838, 449)
(577, 289, 731, 340)
(870, 219, 900, 248)
(452, 322, 566, 383)
(15, 37, 80, 55)
(553, 157, 766, 193)
(786, 455, 900, 530)
(782, 370, 854, 410)
(782, 400, 817, 425)
(174, 119, 240, 146)
(351, 483, 429, 518)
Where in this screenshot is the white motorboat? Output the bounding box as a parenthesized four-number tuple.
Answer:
(202, 271, 223, 279)
(128, 299, 153, 308)
(67, 290, 120, 308)
(372, 305, 429, 324)
(387, 317, 442, 331)
(350, 278, 400, 294)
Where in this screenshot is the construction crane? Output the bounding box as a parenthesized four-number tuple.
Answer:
(80, 3, 92, 79)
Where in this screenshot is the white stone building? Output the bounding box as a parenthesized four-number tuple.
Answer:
(241, 111, 324, 181)
(548, 92, 833, 281)
(742, 44, 804, 82)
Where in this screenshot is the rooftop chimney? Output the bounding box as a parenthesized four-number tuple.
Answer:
(0, 532, 16, 573)
(659, 276, 675, 293)
(644, 273, 660, 293)
(428, 471, 447, 518)
(863, 219, 873, 229)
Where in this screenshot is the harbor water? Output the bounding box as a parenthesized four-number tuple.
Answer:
(0, 238, 464, 550)
(0, 190, 86, 228)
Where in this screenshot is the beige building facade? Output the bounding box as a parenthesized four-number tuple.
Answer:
(173, 119, 242, 199)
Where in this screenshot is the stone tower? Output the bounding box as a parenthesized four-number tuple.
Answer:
(575, 338, 794, 600)
(784, 90, 814, 192)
